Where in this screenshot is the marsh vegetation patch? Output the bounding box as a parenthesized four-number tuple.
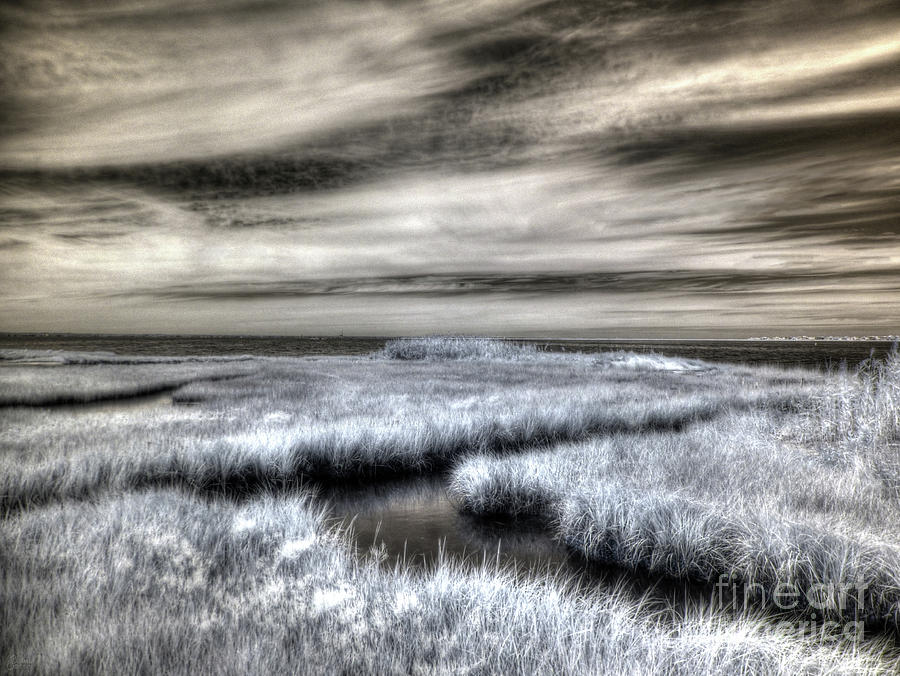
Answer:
(2, 339, 899, 673)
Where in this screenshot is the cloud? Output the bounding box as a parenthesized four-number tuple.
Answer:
(1, 0, 899, 335)
(0, 0, 486, 167)
(123, 267, 900, 302)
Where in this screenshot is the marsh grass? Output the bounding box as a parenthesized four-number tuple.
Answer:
(3, 488, 896, 675)
(1, 349, 783, 512)
(377, 335, 715, 373)
(801, 346, 900, 493)
(378, 335, 541, 360)
(812, 347, 900, 445)
(0, 385, 723, 513)
(448, 356, 900, 637)
(3, 340, 894, 673)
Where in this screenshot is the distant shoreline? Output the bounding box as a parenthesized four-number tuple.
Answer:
(1, 333, 897, 369)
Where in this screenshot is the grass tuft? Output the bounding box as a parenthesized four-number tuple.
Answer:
(378, 335, 539, 361)
(801, 345, 900, 493)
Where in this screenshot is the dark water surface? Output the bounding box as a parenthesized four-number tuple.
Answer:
(23, 392, 175, 415)
(320, 476, 709, 615)
(533, 339, 898, 370)
(319, 477, 900, 638)
(1, 333, 896, 369)
(0, 334, 385, 358)
(321, 477, 570, 574)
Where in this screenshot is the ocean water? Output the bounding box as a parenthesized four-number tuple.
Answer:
(0, 334, 895, 369)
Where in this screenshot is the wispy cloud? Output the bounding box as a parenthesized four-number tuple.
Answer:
(0, 0, 898, 335)
(126, 268, 900, 301)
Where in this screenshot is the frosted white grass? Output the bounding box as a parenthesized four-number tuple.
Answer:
(4, 338, 895, 673)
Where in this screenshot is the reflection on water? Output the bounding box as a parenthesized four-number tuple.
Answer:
(0, 361, 63, 367)
(322, 477, 892, 633)
(320, 476, 710, 618)
(42, 391, 174, 414)
(322, 476, 569, 574)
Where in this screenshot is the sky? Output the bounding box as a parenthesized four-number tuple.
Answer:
(1, 0, 898, 337)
